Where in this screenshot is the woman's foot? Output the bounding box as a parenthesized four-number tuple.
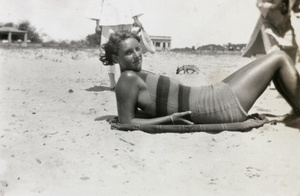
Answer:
(283, 109, 300, 129)
(283, 109, 300, 122)
(293, 108, 300, 116)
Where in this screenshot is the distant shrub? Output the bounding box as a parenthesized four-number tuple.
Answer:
(171, 48, 196, 54)
(17, 21, 42, 43)
(4, 22, 14, 27)
(86, 33, 100, 47)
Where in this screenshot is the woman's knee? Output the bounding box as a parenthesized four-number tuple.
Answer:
(269, 50, 292, 64)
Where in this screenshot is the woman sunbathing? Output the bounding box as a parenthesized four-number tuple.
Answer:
(100, 30, 300, 125)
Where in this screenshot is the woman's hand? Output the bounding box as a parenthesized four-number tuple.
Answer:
(170, 111, 193, 125)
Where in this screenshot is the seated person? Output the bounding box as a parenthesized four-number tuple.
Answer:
(243, 0, 299, 63)
(100, 31, 300, 125)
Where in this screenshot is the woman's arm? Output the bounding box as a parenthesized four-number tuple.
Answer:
(116, 71, 193, 125)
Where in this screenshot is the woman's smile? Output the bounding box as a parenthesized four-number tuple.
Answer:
(133, 57, 141, 65)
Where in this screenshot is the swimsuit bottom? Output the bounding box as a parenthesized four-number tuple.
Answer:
(189, 82, 248, 124)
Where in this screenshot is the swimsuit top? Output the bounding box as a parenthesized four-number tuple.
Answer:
(138, 70, 191, 117)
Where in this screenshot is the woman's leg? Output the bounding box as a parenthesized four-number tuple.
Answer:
(223, 51, 300, 113)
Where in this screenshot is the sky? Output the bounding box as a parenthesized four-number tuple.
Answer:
(0, 0, 259, 48)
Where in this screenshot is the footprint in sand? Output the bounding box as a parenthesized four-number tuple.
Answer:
(245, 166, 261, 178)
(208, 178, 218, 185)
(80, 176, 90, 181)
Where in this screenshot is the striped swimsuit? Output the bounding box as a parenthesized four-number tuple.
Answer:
(139, 71, 248, 124)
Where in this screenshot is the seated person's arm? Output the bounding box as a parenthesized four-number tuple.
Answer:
(133, 16, 143, 29)
(95, 20, 101, 35)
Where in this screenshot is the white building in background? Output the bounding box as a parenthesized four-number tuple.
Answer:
(0, 23, 27, 46)
(150, 36, 171, 51)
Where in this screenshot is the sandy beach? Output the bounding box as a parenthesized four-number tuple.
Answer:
(0, 48, 299, 196)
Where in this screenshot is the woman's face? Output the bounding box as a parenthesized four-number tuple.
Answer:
(114, 38, 143, 72)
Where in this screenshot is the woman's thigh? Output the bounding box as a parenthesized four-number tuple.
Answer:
(222, 51, 285, 111)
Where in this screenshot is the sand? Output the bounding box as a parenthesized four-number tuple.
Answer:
(0, 48, 299, 196)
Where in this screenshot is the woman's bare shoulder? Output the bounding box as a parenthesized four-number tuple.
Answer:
(116, 71, 143, 90)
(118, 71, 140, 83)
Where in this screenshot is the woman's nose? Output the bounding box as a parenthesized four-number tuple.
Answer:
(133, 50, 139, 57)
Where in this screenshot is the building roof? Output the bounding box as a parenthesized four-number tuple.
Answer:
(150, 36, 171, 41)
(0, 27, 27, 34)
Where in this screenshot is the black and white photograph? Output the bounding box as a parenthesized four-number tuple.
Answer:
(0, 0, 300, 195)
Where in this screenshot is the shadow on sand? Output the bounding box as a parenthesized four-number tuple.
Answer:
(85, 85, 114, 92)
(95, 115, 117, 123)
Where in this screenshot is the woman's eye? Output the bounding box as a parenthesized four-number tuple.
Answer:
(136, 47, 141, 51)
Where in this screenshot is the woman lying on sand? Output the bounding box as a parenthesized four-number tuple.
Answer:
(100, 30, 300, 125)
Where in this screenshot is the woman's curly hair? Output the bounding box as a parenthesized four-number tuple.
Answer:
(99, 30, 140, 66)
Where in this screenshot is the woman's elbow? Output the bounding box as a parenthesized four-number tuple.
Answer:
(118, 115, 133, 124)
